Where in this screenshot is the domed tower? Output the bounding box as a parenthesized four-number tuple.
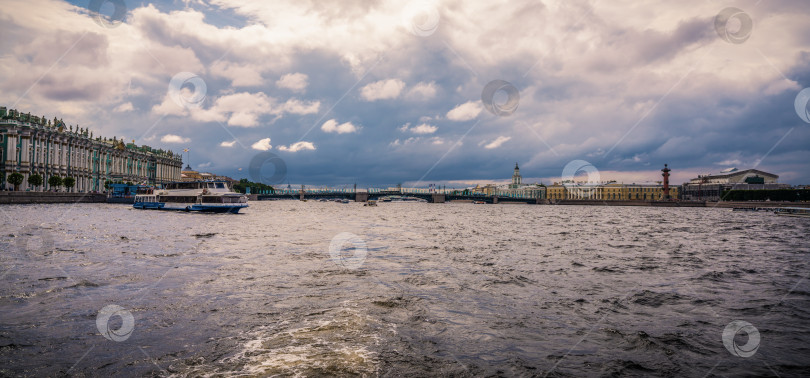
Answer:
(510, 162, 522, 189)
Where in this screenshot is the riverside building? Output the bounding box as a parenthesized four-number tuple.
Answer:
(546, 164, 679, 201)
(546, 182, 679, 201)
(0, 107, 182, 192)
(679, 168, 787, 201)
(486, 163, 546, 198)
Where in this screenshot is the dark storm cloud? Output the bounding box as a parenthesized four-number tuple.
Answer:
(1, 0, 808, 186)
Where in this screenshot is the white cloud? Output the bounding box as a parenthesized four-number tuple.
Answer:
(161, 134, 190, 143)
(714, 159, 742, 166)
(762, 78, 800, 96)
(412, 123, 437, 134)
(193, 92, 272, 127)
(251, 138, 272, 151)
(210, 61, 265, 87)
(360, 79, 405, 101)
(399, 122, 437, 134)
(446, 101, 482, 121)
(484, 136, 511, 149)
(113, 102, 134, 112)
(321, 119, 359, 134)
(220, 140, 237, 147)
(198, 162, 212, 169)
(278, 141, 316, 152)
(184, 92, 318, 127)
(152, 90, 191, 116)
(283, 98, 320, 114)
(405, 81, 438, 100)
(276, 73, 309, 92)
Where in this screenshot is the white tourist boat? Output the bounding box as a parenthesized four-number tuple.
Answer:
(133, 181, 248, 213)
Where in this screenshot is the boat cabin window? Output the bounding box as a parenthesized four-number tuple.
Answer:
(166, 182, 205, 190)
(165, 182, 229, 190)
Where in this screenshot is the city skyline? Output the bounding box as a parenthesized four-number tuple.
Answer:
(2, 0, 809, 186)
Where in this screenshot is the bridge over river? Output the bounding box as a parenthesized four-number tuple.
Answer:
(252, 188, 543, 204)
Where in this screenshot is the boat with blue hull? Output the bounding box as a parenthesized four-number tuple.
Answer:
(133, 181, 248, 213)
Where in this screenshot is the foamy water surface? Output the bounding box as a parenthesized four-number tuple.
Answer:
(1, 201, 809, 377)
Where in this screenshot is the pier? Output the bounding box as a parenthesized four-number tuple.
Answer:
(0, 191, 106, 204)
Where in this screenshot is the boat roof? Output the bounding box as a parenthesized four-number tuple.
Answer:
(164, 180, 231, 184)
(110, 183, 149, 187)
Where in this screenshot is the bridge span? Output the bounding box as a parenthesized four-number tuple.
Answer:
(253, 188, 543, 204)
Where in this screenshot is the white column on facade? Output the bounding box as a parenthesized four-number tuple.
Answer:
(6, 134, 17, 165)
(58, 140, 63, 172)
(20, 136, 29, 165)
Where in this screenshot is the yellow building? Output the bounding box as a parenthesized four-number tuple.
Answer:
(547, 184, 566, 200)
(180, 164, 203, 181)
(546, 183, 678, 201)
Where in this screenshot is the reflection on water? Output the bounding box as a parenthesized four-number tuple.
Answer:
(1, 202, 809, 377)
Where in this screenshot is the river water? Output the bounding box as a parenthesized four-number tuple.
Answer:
(1, 201, 809, 377)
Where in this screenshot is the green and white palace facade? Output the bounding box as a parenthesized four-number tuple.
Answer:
(1, 107, 182, 192)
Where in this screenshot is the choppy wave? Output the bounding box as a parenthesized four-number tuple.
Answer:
(0, 202, 809, 377)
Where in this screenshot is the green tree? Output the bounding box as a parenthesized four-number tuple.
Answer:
(28, 174, 43, 189)
(48, 176, 63, 191)
(233, 178, 273, 194)
(63, 177, 76, 192)
(7, 172, 23, 191)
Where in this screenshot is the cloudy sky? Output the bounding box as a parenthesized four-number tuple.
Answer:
(2, 0, 809, 187)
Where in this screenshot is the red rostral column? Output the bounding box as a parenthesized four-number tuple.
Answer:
(661, 164, 671, 200)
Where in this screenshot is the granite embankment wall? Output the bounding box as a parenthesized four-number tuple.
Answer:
(542, 200, 810, 208)
(0, 192, 107, 204)
(544, 200, 706, 207)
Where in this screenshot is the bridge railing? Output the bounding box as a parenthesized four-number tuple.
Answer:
(256, 187, 544, 199)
